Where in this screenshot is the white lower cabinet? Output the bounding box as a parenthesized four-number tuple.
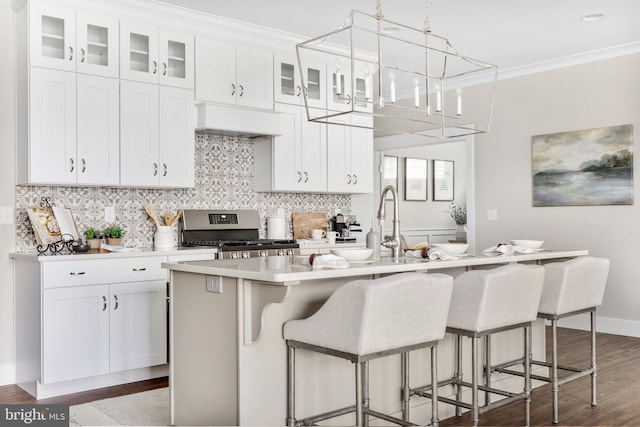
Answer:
(42, 280, 167, 384)
(42, 285, 110, 384)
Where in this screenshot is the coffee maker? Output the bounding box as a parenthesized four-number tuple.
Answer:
(331, 214, 360, 242)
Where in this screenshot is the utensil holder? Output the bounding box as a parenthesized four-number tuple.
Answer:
(154, 226, 175, 250)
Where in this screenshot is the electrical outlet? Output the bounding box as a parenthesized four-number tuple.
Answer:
(0, 207, 14, 224)
(487, 209, 498, 221)
(105, 206, 115, 223)
(206, 275, 223, 293)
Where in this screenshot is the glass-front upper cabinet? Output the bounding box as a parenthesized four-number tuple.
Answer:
(274, 54, 325, 109)
(120, 22, 194, 89)
(29, 3, 118, 78)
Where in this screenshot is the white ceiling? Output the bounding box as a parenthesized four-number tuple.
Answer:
(156, 0, 640, 77)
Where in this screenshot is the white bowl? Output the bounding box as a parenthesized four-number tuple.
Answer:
(510, 240, 544, 249)
(330, 248, 374, 261)
(431, 243, 469, 255)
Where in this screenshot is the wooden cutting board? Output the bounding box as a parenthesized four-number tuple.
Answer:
(291, 212, 327, 240)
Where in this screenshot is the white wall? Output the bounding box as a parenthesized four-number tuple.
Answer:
(470, 54, 640, 336)
(0, 0, 17, 385)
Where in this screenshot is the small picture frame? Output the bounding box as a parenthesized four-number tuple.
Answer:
(433, 159, 454, 201)
(382, 156, 398, 199)
(404, 158, 427, 201)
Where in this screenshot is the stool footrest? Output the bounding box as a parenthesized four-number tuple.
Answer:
(296, 405, 418, 427)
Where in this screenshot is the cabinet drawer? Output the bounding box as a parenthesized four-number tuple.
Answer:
(43, 257, 167, 288)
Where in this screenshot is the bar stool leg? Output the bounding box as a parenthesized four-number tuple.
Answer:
(430, 346, 440, 427)
(455, 335, 463, 417)
(484, 335, 492, 406)
(401, 352, 410, 422)
(551, 319, 559, 424)
(356, 361, 363, 427)
(524, 325, 531, 427)
(287, 345, 296, 427)
(363, 361, 370, 427)
(591, 311, 597, 406)
(471, 337, 479, 427)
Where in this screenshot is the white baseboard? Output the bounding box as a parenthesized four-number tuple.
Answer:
(557, 314, 640, 338)
(0, 362, 16, 386)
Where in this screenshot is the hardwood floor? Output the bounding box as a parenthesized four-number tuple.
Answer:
(0, 327, 638, 426)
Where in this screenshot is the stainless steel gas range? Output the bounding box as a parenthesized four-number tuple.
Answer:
(179, 209, 299, 259)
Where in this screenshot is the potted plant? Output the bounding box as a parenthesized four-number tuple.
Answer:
(446, 203, 467, 240)
(103, 224, 125, 246)
(84, 227, 103, 250)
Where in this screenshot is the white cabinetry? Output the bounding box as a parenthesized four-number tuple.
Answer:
(274, 54, 325, 108)
(29, 2, 119, 77)
(327, 115, 373, 193)
(254, 103, 326, 192)
(27, 68, 119, 185)
(196, 37, 273, 109)
(120, 81, 195, 188)
(120, 22, 194, 89)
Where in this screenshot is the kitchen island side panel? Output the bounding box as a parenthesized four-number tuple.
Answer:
(170, 271, 238, 426)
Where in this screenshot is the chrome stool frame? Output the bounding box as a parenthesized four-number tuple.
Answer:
(493, 256, 609, 424)
(412, 264, 545, 427)
(413, 323, 533, 427)
(286, 339, 440, 427)
(283, 272, 453, 427)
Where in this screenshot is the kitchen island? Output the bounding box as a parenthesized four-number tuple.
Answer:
(163, 249, 587, 426)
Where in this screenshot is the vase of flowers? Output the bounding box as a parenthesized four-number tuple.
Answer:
(447, 203, 467, 240)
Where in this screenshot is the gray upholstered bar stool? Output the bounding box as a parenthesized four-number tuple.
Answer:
(283, 272, 453, 427)
(497, 256, 610, 424)
(413, 264, 545, 427)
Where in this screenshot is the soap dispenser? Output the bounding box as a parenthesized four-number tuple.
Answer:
(366, 220, 380, 258)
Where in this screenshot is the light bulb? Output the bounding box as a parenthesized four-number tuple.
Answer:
(389, 72, 396, 103)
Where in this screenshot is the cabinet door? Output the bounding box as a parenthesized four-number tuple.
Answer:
(326, 116, 351, 192)
(120, 21, 159, 84)
(299, 107, 327, 192)
(271, 105, 299, 191)
(349, 116, 374, 193)
(275, 54, 326, 109)
(159, 86, 195, 188)
(75, 12, 119, 78)
(110, 281, 168, 373)
(120, 80, 159, 186)
(42, 285, 110, 384)
(29, 2, 76, 71)
(327, 116, 373, 193)
(77, 74, 120, 185)
(195, 37, 236, 104)
(236, 46, 273, 109)
(158, 30, 194, 89)
(29, 67, 76, 184)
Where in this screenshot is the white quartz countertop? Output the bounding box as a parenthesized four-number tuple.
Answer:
(162, 249, 589, 285)
(10, 246, 217, 262)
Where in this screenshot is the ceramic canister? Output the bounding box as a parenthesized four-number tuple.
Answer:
(267, 216, 286, 239)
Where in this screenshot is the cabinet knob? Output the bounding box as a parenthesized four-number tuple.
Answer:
(163, 163, 167, 177)
(80, 48, 85, 63)
(231, 83, 236, 96)
(297, 171, 302, 183)
(346, 94, 352, 105)
(353, 174, 358, 184)
(69, 158, 75, 173)
(238, 85, 244, 97)
(102, 296, 107, 311)
(68, 46, 74, 61)
(303, 171, 309, 183)
(153, 163, 158, 176)
(295, 85, 301, 97)
(347, 174, 352, 184)
(69, 271, 86, 276)
(113, 295, 119, 310)
(153, 60, 158, 74)
(162, 62, 167, 76)
(81, 158, 86, 173)
(132, 267, 147, 272)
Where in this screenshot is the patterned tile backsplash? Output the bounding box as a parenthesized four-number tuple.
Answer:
(15, 134, 351, 252)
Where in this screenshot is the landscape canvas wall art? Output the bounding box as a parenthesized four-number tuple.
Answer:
(532, 124, 633, 206)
